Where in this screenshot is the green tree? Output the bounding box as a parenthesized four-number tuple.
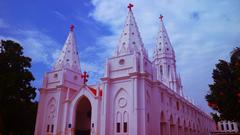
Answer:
(206, 47, 240, 122)
(0, 40, 37, 135)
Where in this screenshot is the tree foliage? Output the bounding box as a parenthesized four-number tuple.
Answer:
(206, 47, 240, 122)
(0, 40, 37, 135)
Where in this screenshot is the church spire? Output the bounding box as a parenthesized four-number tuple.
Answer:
(153, 15, 175, 59)
(153, 15, 182, 94)
(53, 25, 81, 72)
(115, 3, 147, 57)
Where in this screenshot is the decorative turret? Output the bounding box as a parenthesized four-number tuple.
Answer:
(153, 15, 182, 94)
(53, 25, 81, 72)
(115, 3, 147, 57)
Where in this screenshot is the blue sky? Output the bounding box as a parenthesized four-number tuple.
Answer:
(0, 0, 240, 113)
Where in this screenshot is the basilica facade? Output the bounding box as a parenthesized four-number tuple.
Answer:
(34, 4, 215, 135)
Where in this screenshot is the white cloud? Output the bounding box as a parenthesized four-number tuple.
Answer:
(89, 0, 240, 113)
(81, 61, 100, 73)
(0, 28, 61, 66)
(96, 34, 119, 56)
(81, 61, 104, 84)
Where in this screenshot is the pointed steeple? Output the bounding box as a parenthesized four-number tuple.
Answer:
(153, 15, 175, 59)
(153, 15, 182, 95)
(115, 3, 147, 57)
(53, 25, 81, 72)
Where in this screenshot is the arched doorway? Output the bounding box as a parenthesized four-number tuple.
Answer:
(177, 118, 181, 135)
(75, 96, 92, 135)
(160, 111, 166, 135)
(169, 115, 175, 135)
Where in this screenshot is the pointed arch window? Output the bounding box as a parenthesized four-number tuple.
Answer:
(116, 112, 121, 133)
(114, 89, 128, 134)
(147, 113, 150, 123)
(231, 123, 234, 130)
(117, 123, 121, 133)
(123, 112, 128, 133)
(226, 124, 229, 130)
(51, 125, 54, 133)
(46, 98, 56, 133)
(221, 124, 224, 130)
(160, 65, 163, 76)
(176, 101, 180, 110)
(161, 92, 164, 103)
(169, 97, 172, 106)
(47, 125, 50, 132)
(167, 65, 170, 77)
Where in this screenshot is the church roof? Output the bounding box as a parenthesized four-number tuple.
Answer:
(153, 15, 175, 59)
(87, 86, 103, 97)
(53, 25, 81, 72)
(115, 3, 147, 57)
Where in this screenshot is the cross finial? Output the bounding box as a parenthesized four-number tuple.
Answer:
(128, 3, 134, 11)
(70, 24, 74, 31)
(159, 15, 163, 21)
(81, 71, 89, 84)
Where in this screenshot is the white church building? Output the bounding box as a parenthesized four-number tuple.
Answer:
(34, 4, 215, 135)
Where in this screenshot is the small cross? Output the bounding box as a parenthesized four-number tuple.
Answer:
(159, 15, 163, 21)
(128, 3, 134, 11)
(81, 71, 89, 84)
(70, 24, 74, 31)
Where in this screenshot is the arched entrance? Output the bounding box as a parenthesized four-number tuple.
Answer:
(75, 96, 92, 135)
(160, 111, 167, 135)
(169, 115, 175, 135)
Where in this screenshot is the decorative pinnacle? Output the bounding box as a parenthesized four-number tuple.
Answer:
(70, 24, 74, 31)
(128, 3, 134, 11)
(159, 15, 163, 21)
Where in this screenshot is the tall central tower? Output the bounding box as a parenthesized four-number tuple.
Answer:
(153, 15, 182, 94)
(101, 4, 153, 135)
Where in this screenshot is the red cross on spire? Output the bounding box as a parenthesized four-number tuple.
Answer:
(70, 24, 74, 31)
(128, 3, 134, 11)
(81, 71, 89, 84)
(159, 15, 163, 21)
